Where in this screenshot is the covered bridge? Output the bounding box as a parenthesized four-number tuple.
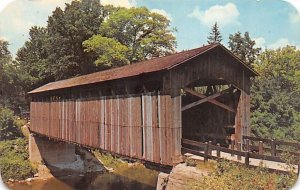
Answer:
(29, 43, 257, 165)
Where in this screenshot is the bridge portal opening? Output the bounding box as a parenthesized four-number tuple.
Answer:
(181, 80, 241, 147)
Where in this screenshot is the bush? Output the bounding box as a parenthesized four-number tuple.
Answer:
(0, 138, 35, 182)
(0, 107, 22, 140)
(189, 160, 298, 190)
(0, 157, 34, 181)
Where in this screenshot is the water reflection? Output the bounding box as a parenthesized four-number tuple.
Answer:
(7, 165, 158, 190)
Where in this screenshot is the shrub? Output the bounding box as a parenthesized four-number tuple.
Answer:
(0, 107, 22, 140)
(189, 160, 298, 190)
(0, 157, 34, 181)
(0, 138, 35, 182)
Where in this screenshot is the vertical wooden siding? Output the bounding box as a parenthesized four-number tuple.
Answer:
(234, 91, 250, 142)
(30, 93, 181, 165)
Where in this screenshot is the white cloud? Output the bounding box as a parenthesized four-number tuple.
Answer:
(254, 37, 266, 48)
(0, 0, 71, 56)
(101, 0, 136, 8)
(151, 9, 172, 21)
(0, 0, 14, 12)
(268, 38, 300, 49)
(188, 3, 240, 27)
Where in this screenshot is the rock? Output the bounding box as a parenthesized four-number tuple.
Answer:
(34, 173, 39, 177)
(8, 178, 14, 182)
(166, 163, 209, 190)
(156, 172, 169, 190)
(26, 178, 33, 182)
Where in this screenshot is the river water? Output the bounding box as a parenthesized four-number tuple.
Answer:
(6, 165, 159, 190)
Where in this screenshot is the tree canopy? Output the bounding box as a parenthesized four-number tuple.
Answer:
(16, 0, 106, 85)
(16, 2, 176, 91)
(207, 22, 222, 44)
(228, 31, 260, 66)
(84, 7, 176, 66)
(251, 46, 300, 141)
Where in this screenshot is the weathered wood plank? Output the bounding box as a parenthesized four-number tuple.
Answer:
(184, 88, 235, 112)
(182, 88, 231, 111)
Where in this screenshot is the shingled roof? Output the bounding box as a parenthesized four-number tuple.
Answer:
(29, 43, 258, 94)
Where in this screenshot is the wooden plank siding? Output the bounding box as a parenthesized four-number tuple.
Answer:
(30, 93, 181, 165)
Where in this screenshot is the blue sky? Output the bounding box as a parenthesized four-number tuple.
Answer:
(0, 0, 299, 57)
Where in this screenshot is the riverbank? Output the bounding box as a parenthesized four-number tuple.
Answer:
(158, 155, 298, 190)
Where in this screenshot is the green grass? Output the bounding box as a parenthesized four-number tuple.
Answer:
(189, 159, 298, 190)
(93, 151, 127, 169)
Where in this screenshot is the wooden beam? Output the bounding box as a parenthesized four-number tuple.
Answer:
(184, 88, 235, 113)
(182, 88, 231, 111)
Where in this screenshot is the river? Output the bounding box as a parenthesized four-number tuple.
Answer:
(6, 164, 159, 190)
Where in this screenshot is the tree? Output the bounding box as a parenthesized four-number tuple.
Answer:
(0, 40, 26, 112)
(251, 46, 300, 141)
(228, 31, 260, 66)
(207, 22, 222, 44)
(16, 26, 51, 91)
(95, 7, 177, 63)
(16, 0, 106, 84)
(83, 35, 130, 68)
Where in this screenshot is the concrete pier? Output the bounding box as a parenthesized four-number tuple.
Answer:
(29, 134, 76, 165)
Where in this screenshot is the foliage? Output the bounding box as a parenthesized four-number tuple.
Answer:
(94, 6, 177, 63)
(93, 151, 126, 169)
(207, 22, 222, 44)
(251, 46, 300, 141)
(16, 2, 176, 93)
(228, 31, 260, 66)
(185, 157, 197, 167)
(83, 35, 130, 68)
(189, 160, 297, 190)
(0, 40, 26, 112)
(0, 107, 22, 141)
(16, 0, 106, 85)
(0, 138, 35, 182)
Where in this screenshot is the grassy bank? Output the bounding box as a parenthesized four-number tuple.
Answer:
(0, 111, 35, 182)
(0, 138, 36, 182)
(188, 160, 298, 190)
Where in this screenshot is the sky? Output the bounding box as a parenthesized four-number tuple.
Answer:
(0, 0, 299, 57)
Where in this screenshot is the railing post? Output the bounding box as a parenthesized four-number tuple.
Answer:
(237, 142, 241, 161)
(231, 139, 235, 156)
(204, 142, 209, 162)
(245, 151, 250, 167)
(245, 139, 250, 151)
(271, 140, 276, 157)
(258, 141, 264, 155)
(208, 141, 212, 156)
(217, 143, 220, 157)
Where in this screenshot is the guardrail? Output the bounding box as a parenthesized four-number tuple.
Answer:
(181, 138, 300, 175)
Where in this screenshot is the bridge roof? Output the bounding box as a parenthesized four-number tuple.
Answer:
(29, 43, 258, 94)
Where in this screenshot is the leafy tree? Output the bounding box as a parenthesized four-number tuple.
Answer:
(0, 40, 26, 112)
(251, 46, 300, 141)
(16, 0, 106, 83)
(83, 35, 130, 68)
(95, 7, 177, 63)
(228, 31, 260, 66)
(16, 26, 51, 92)
(207, 22, 222, 44)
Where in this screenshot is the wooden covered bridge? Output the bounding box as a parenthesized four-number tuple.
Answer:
(29, 43, 257, 166)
